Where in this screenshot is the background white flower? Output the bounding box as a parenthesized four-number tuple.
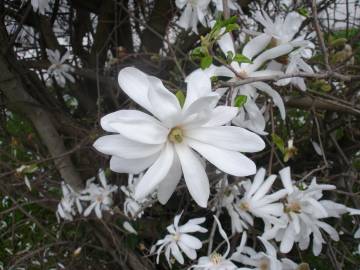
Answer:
(80, 170, 118, 219)
(151, 212, 207, 266)
(47, 49, 75, 87)
(190, 215, 241, 269)
(56, 182, 82, 221)
(176, 0, 211, 34)
(94, 67, 265, 208)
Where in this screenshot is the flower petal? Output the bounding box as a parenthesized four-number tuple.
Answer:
(118, 67, 153, 112)
(185, 126, 265, 153)
(109, 154, 159, 174)
(108, 110, 169, 144)
(175, 143, 209, 208)
(242, 33, 272, 60)
(157, 153, 182, 205)
(180, 234, 202, 249)
(187, 138, 256, 177)
(93, 134, 162, 159)
(203, 106, 239, 127)
(134, 143, 174, 199)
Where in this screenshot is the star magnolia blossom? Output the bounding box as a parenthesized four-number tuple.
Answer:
(190, 216, 242, 269)
(175, 0, 211, 34)
(94, 67, 265, 207)
(47, 49, 75, 87)
(263, 167, 360, 255)
(80, 170, 118, 219)
(151, 212, 207, 266)
(195, 28, 293, 135)
(235, 168, 287, 228)
(56, 182, 82, 221)
(231, 236, 301, 270)
(254, 10, 314, 90)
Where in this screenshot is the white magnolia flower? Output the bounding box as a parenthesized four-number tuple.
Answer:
(190, 215, 241, 269)
(121, 173, 151, 219)
(218, 176, 248, 233)
(176, 0, 211, 34)
(262, 167, 353, 255)
(235, 168, 287, 228)
(80, 170, 118, 219)
(208, 29, 294, 125)
(254, 10, 307, 47)
(232, 236, 300, 270)
(94, 67, 265, 207)
(254, 10, 314, 91)
(151, 212, 207, 266)
(23, 0, 50, 15)
(56, 182, 82, 221)
(47, 49, 75, 87)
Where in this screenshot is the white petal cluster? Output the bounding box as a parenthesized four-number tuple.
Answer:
(219, 168, 287, 234)
(232, 235, 301, 270)
(151, 212, 207, 266)
(94, 67, 265, 208)
(175, 0, 239, 34)
(120, 173, 153, 219)
(80, 170, 118, 219)
(190, 216, 239, 270)
(263, 167, 357, 255)
(254, 10, 315, 91)
(47, 49, 75, 87)
(56, 182, 82, 221)
(57, 170, 118, 221)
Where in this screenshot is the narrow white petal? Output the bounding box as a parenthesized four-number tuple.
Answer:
(175, 143, 209, 207)
(134, 143, 174, 199)
(203, 106, 238, 126)
(185, 126, 265, 153)
(187, 138, 256, 177)
(180, 234, 202, 249)
(107, 110, 169, 144)
(279, 167, 294, 194)
(242, 33, 272, 59)
(109, 154, 159, 174)
(157, 153, 182, 204)
(93, 134, 162, 159)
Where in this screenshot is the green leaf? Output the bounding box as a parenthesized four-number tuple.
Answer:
(297, 7, 309, 17)
(175, 90, 186, 108)
(271, 133, 285, 154)
(234, 95, 247, 108)
(225, 23, 239, 32)
(233, 53, 252, 64)
(200, 55, 213, 69)
(226, 51, 234, 63)
(191, 47, 205, 60)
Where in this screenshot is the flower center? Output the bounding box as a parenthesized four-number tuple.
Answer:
(239, 201, 250, 211)
(168, 127, 184, 144)
(238, 69, 248, 79)
(259, 258, 270, 270)
(173, 233, 181, 241)
(285, 201, 301, 213)
(96, 195, 103, 202)
(210, 253, 222, 265)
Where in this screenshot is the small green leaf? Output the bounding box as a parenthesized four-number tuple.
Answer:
(175, 90, 186, 108)
(297, 7, 308, 17)
(271, 133, 285, 154)
(191, 47, 205, 60)
(233, 53, 252, 64)
(226, 51, 234, 63)
(200, 55, 213, 69)
(225, 23, 239, 32)
(234, 95, 247, 108)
